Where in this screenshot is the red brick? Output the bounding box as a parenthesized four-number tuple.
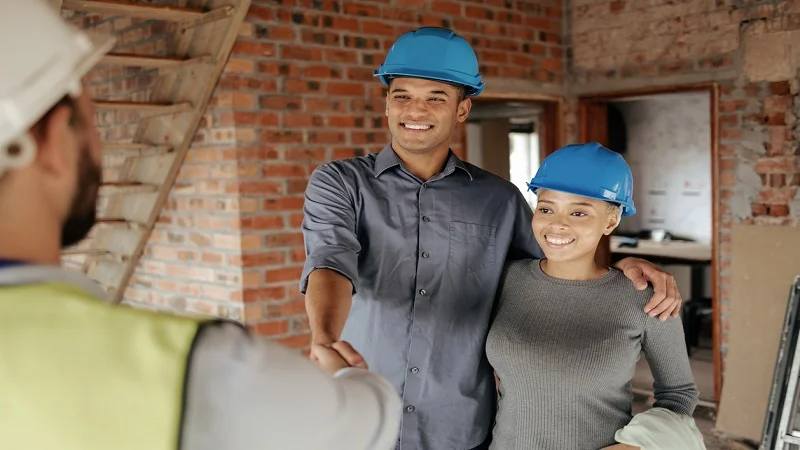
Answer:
(431, 0, 462, 15)
(260, 96, 302, 110)
(233, 112, 279, 127)
(343, 2, 380, 16)
(770, 81, 791, 95)
(289, 213, 305, 228)
(308, 130, 347, 144)
(267, 299, 308, 316)
(720, 129, 743, 140)
(283, 113, 324, 127)
(286, 148, 326, 161)
(285, 79, 323, 94)
(281, 45, 324, 61)
(238, 181, 284, 195)
(231, 41, 276, 57)
(465, 5, 491, 19)
(328, 115, 365, 128)
(265, 267, 303, 283)
(751, 203, 768, 216)
(323, 15, 359, 32)
(327, 82, 366, 96)
(769, 204, 790, 217)
(264, 233, 304, 247)
(719, 158, 736, 171)
(300, 29, 341, 46)
(244, 287, 286, 303)
(361, 20, 398, 36)
(263, 197, 305, 211)
(248, 5, 276, 21)
(287, 179, 310, 194)
(719, 100, 748, 112)
(277, 334, 311, 349)
(718, 114, 739, 128)
(303, 65, 341, 79)
(755, 157, 798, 173)
(258, 24, 294, 41)
(769, 174, 787, 187)
(290, 248, 307, 263)
(255, 320, 289, 336)
(257, 62, 300, 77)
(324, 49, 360, 64)
(241, 251, 286, 266)
(242, 216, 286, 231)
(305, 98, 347, 112)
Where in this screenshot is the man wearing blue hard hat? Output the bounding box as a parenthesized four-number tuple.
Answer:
(300, 27, 682, 450)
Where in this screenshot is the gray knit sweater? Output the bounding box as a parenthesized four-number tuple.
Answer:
(485, 259, 698, 450)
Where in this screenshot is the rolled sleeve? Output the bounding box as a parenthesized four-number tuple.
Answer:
(300, 163, 361, 294)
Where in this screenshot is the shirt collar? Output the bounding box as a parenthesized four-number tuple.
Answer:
(374, 143, 473, 181)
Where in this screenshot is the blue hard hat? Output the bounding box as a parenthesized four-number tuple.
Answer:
(374, 27, 485, 96)
(526, 142, 637, 216)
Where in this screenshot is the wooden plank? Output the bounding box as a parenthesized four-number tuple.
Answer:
(101, 53, 212, 70)
(62, 0, 204, 21)
(716, 225, 800, 441)
(178, 5, 234, 30)
(103, 142, 172, 154)
(62, 248, 111, 256)
(94, 100, 193, 115)
(110, 0, 252, 303)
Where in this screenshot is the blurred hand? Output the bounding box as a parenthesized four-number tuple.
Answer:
(310, 340, 367, 375)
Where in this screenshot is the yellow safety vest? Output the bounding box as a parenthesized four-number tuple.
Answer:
(0, 280, 206, 450)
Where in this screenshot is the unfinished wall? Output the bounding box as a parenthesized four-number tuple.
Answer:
(567, 0, 800, 365)
(95, 0, 567, 346)
(614, 93, 713, 244)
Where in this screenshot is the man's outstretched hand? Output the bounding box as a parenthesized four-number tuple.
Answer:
(615, 256, 682, 321)
(310, 340, 368, 376)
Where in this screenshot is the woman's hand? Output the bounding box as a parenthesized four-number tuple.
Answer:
(601, 444, 640, 450)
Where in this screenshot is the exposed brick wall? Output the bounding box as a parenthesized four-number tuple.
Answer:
(59, 8, 246, 320)
(567, 0, 800, 368)
(224, 0, 567, 347)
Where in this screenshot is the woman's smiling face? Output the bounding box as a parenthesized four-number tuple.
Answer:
(531, 189, 620, 263)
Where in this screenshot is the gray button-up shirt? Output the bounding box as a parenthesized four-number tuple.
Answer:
(300, 144, 542, 450)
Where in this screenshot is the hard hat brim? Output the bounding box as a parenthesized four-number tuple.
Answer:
(527, 182, 637, 217)
(374, 67, 484, 96)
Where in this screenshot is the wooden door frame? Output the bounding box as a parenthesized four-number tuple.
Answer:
(579, 83, 722, 405)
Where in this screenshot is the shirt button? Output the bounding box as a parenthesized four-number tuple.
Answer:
(410, 367, 420, 373)
(406, 405, 415, 412)
(419, 289, 427, 296)
(421, 252, 429, 258)
(422, 183, 428, 188)
(422, 216, 430, 222)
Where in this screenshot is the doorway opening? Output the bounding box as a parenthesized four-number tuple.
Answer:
(464, 98, 562, 204)
(579, 85, 721, 407)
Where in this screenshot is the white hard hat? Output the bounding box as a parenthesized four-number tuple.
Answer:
(0, 0, 116, 177)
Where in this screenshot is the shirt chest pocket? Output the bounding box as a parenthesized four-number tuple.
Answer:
(448, 221, 497, 272)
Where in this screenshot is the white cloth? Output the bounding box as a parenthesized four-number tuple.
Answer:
(614, 407, 706, 450)
(181, 322, 402, 450)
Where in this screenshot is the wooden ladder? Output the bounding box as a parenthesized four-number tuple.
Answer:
(56, 0, 251, 303)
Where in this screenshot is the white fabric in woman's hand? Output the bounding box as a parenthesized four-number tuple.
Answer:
(614, 407, 706, 450)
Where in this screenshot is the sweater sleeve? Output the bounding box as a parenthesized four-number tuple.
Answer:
(180, 321, 401, 450)
(640, 313, 700, 416)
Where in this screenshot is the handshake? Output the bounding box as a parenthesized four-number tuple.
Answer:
(309, 340, 369, 376)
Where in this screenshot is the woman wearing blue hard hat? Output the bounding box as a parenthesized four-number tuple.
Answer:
(300, 26, 684, 450)
(486, 142, 706, 450)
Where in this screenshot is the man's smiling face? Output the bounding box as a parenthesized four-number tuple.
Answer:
(386, 77, 470, 157)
